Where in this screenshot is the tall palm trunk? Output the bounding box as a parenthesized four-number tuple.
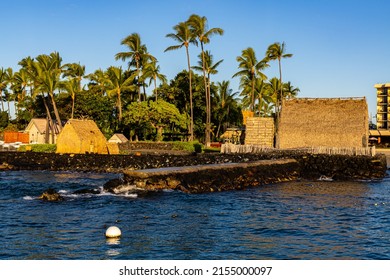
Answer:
(154, 76, 158, 101)
(186, 45, 194, 141)
(0, 90, 4, 111)
(275, 58, 283, 149)
(42, 96, 55, 144)
(117, 88, 122, 122)
(200, 42, 210, 147)
(49, 92, 63, 132)
(136, 60, 141, 102)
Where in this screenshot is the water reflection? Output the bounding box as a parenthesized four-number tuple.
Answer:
(105, 238, 121, 257)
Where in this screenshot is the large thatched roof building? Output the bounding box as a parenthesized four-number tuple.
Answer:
(278, 98, 368, 149)
(56, 119, 108, 154)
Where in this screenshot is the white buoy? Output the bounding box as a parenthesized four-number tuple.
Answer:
(105, 226, 122, 238)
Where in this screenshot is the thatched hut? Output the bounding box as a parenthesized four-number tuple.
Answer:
(108, 133, 128, 143)
(56, 119, 108, 154)
(278, 98, 368, 149)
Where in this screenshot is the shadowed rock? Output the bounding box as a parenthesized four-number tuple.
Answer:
(39, 188, 64, 201)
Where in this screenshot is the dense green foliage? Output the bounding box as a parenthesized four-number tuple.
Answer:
(0, 14, 298, 145)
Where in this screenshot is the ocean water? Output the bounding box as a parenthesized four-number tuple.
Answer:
(0, 170, 389, 260)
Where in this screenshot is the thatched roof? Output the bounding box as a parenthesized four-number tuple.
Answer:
(66, 119, 104, 140)
(109, 133, 128, 143)
(279, 98, 368, 148)
(56, 119, 108, 154)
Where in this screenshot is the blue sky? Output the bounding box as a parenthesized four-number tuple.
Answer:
(2, 0, 389, 120)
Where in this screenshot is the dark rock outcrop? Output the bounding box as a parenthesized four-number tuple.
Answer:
(39, 188, 64, 201)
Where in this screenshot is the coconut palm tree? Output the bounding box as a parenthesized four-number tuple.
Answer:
(104, 66, 136, 122)
(215, 80, 239, 138)
(188, 14, 224, 147)
(266, 42, 292, 149)
(86, 69, 106, 95)
(192, 50, 223, 100)
(12, 68, 30, 118)
(0, 68, 8, 112)
(62, 63, 86, 119)
(265, 42, 292, 118)
(143, 60, 167, 101)
(61, 78, 79, 119)
(115, 33, 156, 102)
(4, 68, 15, 117)
(283, 81, 300, 100)
(62, 63, 85, 91)
(165, 21, 198, 141)
(233, 47, 269, 112)
(34, 52, 64, 131)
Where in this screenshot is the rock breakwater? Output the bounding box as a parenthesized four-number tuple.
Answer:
(0, 150, 387, 182)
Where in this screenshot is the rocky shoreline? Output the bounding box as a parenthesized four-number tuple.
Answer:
(0, 150, 387, 181)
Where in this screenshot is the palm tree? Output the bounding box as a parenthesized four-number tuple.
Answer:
(0, 68, 8, 112)
(86, 69, 106, 95)
(283, 81, 300, 100)
(35, 52, 64, 131)
(12, 69, 30, 118)
(62, 63, 85, 119)
(61, 78, 79, 119)
(143, 60, 167, 101)
(63, 63, 85, 91)
(4, 68, 15, 117)
(193, 50, 223, 100)
(104, 66, 136, 122)
(165, 21, 198, 141)
(266, 77, 281, 110)
(266, 42, 292, 148)
(215, 80, 239, 138)
(233, 47, 269, 112)
(188, 14, 224, 147)
(115, 33, 156, 102)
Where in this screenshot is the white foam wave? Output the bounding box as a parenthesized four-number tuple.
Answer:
(23, 196, 36, 200)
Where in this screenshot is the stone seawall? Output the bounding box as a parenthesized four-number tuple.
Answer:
(0, 151, 387, 181)
(123, 159, 299, 193)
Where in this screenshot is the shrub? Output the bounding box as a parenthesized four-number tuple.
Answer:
(172, 141, 203, 153)
(18, 144, 57, 153)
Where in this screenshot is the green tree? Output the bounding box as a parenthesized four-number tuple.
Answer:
(85, 69, 107, 95)
(60, 78, 79, 119)
(148, 100, 188, 141)
(165, 21, 197, 141)
(188, 14, 224, 147)
(11, 68, 30, 119)
(123, 101, 151, 141)
(283, 81, 300, 100)
(215, 80, 239, 138)
(158, 70, 206, 139)
(233, 47, 268, 112)
(104, 66, 136, 122)
(115, 33, 156, 102)
(266, 42, 292, 148)
(143, 60, 167, 101)
(0, 67, 9, 112)
(34, 52, 64, 131)
(72, 89, 116, 137)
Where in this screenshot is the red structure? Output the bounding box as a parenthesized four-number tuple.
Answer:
(4, 131, 29, 143)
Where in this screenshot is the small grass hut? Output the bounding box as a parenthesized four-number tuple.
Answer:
(278, 98, 368, 149)
(56, 119, 108, 154)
